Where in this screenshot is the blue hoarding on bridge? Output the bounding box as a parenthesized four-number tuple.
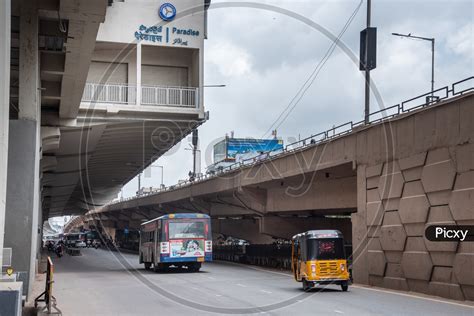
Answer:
(213, 138, 283, 163)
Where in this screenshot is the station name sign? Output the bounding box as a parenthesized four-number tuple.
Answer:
(134, 24, 200, 46)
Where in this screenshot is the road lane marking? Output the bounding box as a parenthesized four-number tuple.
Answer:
(207, 276, 216, 280)
(217, 261, 474, 308)
(219, 261, 291, 277)
(352, 285, 474, 308)
(260, 290, 272, 294)
(215, 294, 222, 297)
(236, 283, 247, 287)
(334, 310, 344, 314)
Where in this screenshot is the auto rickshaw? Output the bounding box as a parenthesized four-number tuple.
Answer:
(291, 230, 350, 292)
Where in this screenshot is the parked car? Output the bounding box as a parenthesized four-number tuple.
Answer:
(75, 240, 87, 248)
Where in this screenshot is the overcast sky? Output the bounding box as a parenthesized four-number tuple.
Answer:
(121, 0, 473, 198)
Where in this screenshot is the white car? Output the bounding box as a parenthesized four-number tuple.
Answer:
(75, 240, 87, 248)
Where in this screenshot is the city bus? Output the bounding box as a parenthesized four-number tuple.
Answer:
(139, 213, 212, 272)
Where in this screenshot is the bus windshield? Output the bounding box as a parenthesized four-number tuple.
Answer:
(168, 221, 205, 239)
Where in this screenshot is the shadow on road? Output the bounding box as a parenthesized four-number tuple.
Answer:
(137, 267, 211, 275)
(301, 286, 344, 293)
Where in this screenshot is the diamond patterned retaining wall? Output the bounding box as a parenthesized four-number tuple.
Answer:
(362, 146, 474, 301)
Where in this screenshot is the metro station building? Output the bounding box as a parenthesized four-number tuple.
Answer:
(0, 0, 209, 299)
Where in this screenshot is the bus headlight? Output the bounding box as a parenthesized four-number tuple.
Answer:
(340, 263, 345, 271)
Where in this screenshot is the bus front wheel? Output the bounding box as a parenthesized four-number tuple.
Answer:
(154, 263, 168, 272)
(302, 279, 312, 292)
(189, 263, 201, 272)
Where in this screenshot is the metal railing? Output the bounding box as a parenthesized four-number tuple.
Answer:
(82, 82, 199, 108)
(141, 85, 198, 107)
(82, 82, 136, 104)
(103, 76, 473, 208)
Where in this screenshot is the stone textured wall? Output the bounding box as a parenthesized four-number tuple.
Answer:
(363, 145, 474, 301)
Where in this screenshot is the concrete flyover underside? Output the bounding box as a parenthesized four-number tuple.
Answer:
(43, 117, 201, 218)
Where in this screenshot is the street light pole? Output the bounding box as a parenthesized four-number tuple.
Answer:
(431, 38, 435, 96)
(137, 172, 141, 196)
(392, 32, 435, 98)
(364, 0, 371, 124)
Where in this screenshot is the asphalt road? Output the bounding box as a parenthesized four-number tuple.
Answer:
(51, 248, 473, 316)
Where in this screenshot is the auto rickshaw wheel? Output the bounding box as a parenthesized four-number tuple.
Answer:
(341, 281, 349, 292)
(302, 279, 312, 292)
(144, 262, 151, 270)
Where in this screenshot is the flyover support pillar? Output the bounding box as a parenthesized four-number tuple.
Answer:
(4, 1, 40, 298)
(351, 165, 369, 284)
(0, 0, 11, 266)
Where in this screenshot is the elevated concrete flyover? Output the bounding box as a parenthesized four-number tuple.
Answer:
(87, 80, 474, 301)
(87, 158, 357, 241)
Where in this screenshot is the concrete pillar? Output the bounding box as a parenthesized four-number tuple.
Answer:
(351, 165, 369, 284)
(4, 1, 39, 298)
(0, 0, 11, 266)
(136, 42, 142, 105)
(36, 207, 43, 273)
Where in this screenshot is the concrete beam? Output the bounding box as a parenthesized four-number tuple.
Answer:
(267, 175, 357, 213)
(38, 0, 59, 11)
(260, 216, 352, 241)
(212, 218, 273, 244)
(59, 19, 102, 118)
(18, 1, 39, 121)
(40, 51, 65, 74)
(41, 80, 61, 99)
